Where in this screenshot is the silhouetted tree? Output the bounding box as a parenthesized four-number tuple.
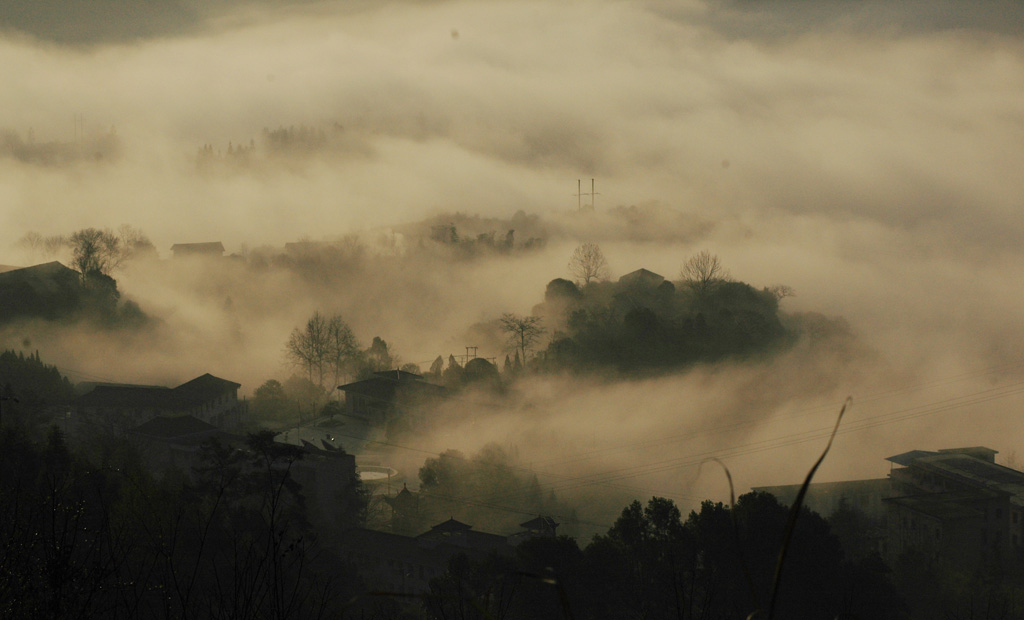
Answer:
(286, 311, 330, 387)
(499, 313, 545, 364)
(568, 242, 609, 286)
(287, 312, 359, 391)
(681, 249, 728, 298)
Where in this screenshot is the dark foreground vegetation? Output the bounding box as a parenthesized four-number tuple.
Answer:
(1, 377, 1022, 619)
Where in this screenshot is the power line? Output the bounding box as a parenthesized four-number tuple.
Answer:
(491, 378, 1024, 503)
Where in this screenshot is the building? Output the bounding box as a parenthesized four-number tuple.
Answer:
(0, 262, 84, 321)
(755, 446, 1024, 567)
(884, 447, 1024, 565)
(337, 370, 447, 427)
(127, 414, 231, 473)
(170, 242, 225, 259)
(617, 268, 666, 288)
(75, 373, 246, 436)
(754, 478, 891, 522)
(339, 516, 558, 595)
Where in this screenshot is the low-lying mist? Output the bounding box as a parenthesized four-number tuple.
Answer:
(2, 0, 1023, 525)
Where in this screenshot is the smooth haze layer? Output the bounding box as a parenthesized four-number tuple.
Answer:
(3, 0, 1024, 522)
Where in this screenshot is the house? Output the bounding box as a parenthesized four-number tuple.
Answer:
(0, 262, 83, 321)
(170, 242, 225, 259)
(337, 370, 447, 427)
(75, 373, 246, 436)
(617, 268, 665, 288)
(127, 414, 228, 473)
(290, 439, 360, 532)
(339, 516, 558, 595)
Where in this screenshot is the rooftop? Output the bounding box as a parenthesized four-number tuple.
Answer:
(618, 268, 665, 287)
(76, 373, 240, 411)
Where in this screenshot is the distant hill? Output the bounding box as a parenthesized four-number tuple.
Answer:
(0, 261, 144, 327)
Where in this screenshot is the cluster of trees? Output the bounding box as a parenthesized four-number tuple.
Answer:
(427, 222, 545, 258)
(403, 444, 577, 537)
(422, 492, 905, 620)
(250, 312, 412, 425)
(0, 126, 121, 166)
(20, 225, 156, 279)
(284, 312, 409, 389)
(196, 124, 348, 170)
(286, 311, 360, 390)
(263, 124, 343, 153)
(0, 426, 367, 619)
(524, 247, 793, 374)
(0, 350, 74, 429)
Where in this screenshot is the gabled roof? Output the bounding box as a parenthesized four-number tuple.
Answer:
(519, 516, 559, 531)
(422, 518, 473, 535)
(618, 268, 665, 287)
(338, 374, 446, 401)
(0, 261, 80, 294)
(76, 373, 240, 411)
(131, 415, 218, 439)
(373, 369, 423, 380)
(172, 373, 240, 407)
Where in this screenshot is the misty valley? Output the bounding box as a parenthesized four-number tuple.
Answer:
(0, 216, 1020, 619)
(3, 0, 1024, 617)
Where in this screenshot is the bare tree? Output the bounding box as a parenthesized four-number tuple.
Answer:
(681, 250, 729, 297)
(325, 315, 359, 387)
(286, 311, 330, 388)
(116, 224, 157, 261)
(765, 284, 796, 302)
(20, 225, 155, 277)
(288, 312, 361, 394)
(499, 313, 545, 364)
(18, 232, 66, 259)
(568, 242, 609, 286)
(68, 227, 122, 279)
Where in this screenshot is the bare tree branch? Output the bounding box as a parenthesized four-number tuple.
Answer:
(567, 242, 609, 286)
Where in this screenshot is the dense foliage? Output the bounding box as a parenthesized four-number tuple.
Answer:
(537, 273, 790, 374)
(423, 493, 907, 620)
(0, 427, 363, 619)
(0, 349, 74, 428)
(414, 444, 578, 537)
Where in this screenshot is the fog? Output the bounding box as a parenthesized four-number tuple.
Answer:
(2, 0, 1024, 524)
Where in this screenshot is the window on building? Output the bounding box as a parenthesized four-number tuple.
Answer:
(1014, 512, 1020, 524)
(997, 508, 1003, 520)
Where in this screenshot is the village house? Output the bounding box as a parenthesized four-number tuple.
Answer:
(170, 242, 225, 259)
(337, 370, 447, 427)
(74, 373, 246, 436)
(0, 262, 85, 320)
(339, 515, 559, 595)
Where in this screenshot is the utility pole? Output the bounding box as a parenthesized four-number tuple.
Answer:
(572, 178, 599, 211)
